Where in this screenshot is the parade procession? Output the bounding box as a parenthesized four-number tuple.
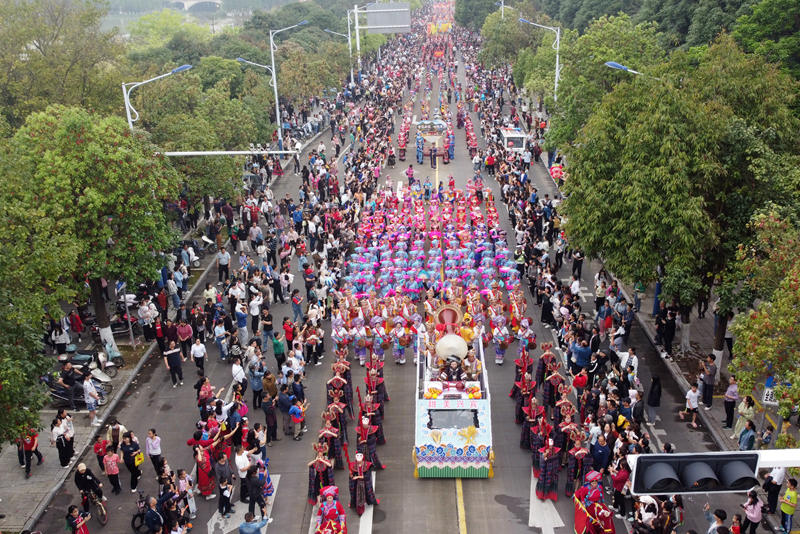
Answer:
(297, 3, 621, 532)
(12, 0, 799, 531)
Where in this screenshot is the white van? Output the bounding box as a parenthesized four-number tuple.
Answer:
(500, 127, 526, 153)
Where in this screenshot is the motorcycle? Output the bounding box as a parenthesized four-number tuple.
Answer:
(42, 374, 110, 408)
(201, 235, 218, 255)
(90, 311, 140, 343)
(59, 342, 121, 379)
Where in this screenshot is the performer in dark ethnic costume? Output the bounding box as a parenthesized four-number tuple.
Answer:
(536, 438, 561, 501)
(349, 452, 379, 516)
(565, 431, 589, 498)
(356, 416, 385, 470)
(308, 445, 335, 504)
(530, 415, 551, 478)
(319, 417, 345, 470)
(521, 401, 544, 450)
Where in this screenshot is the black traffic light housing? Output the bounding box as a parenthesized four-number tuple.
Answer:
(631, 452, 759, 495)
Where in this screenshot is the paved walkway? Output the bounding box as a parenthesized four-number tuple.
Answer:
(0, 126, 327, 533)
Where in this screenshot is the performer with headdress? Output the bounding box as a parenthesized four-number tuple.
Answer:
(492, 315, 510, 365)
(362, 394, 385, 444)
(355, 416, 385, 469)
(319, 417, 345, 470)
(513, 349, 535, 384)
(331, 318, 351, 355)
(328, 399, 349, 444)
(409, 313, 425, 364)
(391, 316, 409, 364)
(574, 471, 615, 534)
(530, 414, 551, 478)
(566, 431, 589, 497)
(512, 373, 536, 425)
(536, 343, 556, 391)
(349, 451, 379, 516)
(352, 318, 369, 366)
(315, 485, 347, 533)
(543, 363, 564, 412)
(536, 438, 561, 501)
(308, 445, 335, 504)
(370, 317, 388, 362)
(521, 399, 544, 450)
(462, 349, 482, 381)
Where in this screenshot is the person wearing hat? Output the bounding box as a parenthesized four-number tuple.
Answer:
(440, 355, 467, 382)
(74, 462, 105, 511)
(349, 451, 379, 516)
(315, 485, 345, 532)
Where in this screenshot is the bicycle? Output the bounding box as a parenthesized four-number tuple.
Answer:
(81, 489, 108, 526)
(131, 490, 147, 532)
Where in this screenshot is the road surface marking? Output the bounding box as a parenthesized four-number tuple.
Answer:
(207, 474, 280, 534)
(456, 477, 468, 534)
(307, 502, 319, 534)
(528, 469, 565, 533)
(359, 471, 377, 534)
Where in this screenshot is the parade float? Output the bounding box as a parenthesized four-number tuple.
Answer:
(413, 304, 494, 478)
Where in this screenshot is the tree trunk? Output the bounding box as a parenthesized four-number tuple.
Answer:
(713, 313, 727, 381)
(89, 277, 119, 353)
(203, 194, 211, 221)
(679, 304, 692, 354)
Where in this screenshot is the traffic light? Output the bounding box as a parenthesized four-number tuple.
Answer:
(630, 452, 759, 495)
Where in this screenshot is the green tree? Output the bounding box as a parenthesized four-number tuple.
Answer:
(731, 264, 800, 421)
(546, 14, 665, 150)
(128, 8, 212, 51)
(196, 56, 244, 95)
(480, 11, 543, 65)
(197, 82, 257, 150)
(562, 36, 800, 345)
(152, 113, 240, 208)
(0, 0, 123, 127)
(7, 105, 181, 348)
(733, 0, 800, 78)
(455, 0, 496, 31)
(0, 289, 53, 448)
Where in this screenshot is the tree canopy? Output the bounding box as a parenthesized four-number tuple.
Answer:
(0, 0, 124, 127)
(561, 35, 800, 308)
(733, 0, 800, 79)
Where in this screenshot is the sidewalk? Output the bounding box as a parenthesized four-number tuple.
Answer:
(0, 125, 328, 533)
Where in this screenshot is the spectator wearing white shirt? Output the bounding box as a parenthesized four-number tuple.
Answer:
(190, 338, 207, 373)
(232, 358, 247, 394)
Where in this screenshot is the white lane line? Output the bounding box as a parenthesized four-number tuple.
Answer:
(358, 470, 377, 534)
(307, 502, 319, 534)
(529, 468, 565, 533)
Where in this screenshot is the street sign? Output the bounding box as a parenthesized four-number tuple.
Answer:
(366, 2, 410, 34)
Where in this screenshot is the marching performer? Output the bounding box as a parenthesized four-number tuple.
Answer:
(492, 315, 510, 365)
(308, 444, 335, 505)
(315, 485, 346, 533)
(349, 451, 379, 516)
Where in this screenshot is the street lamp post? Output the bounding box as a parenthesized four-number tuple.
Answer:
(122, 64, 193, 131)
(604, 61, 662, 81)
(519, 17, 560, 103)
(239, 20, 308, 151)
(324, 24, 355, 85)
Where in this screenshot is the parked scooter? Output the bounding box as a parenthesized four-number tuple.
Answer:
(90, 310, 140, 342)
(59, 343, 121, 379)
(201, 235, 218, 255)
(42, 374, 109, 407)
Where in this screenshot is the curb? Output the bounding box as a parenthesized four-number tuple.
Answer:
(23, 243, 221, 531)
(24, 119, 327, 532)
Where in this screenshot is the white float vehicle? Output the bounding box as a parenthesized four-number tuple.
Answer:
(500, 127, 527, 154)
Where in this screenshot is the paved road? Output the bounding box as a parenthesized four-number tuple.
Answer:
(32, 56, 745, 534)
